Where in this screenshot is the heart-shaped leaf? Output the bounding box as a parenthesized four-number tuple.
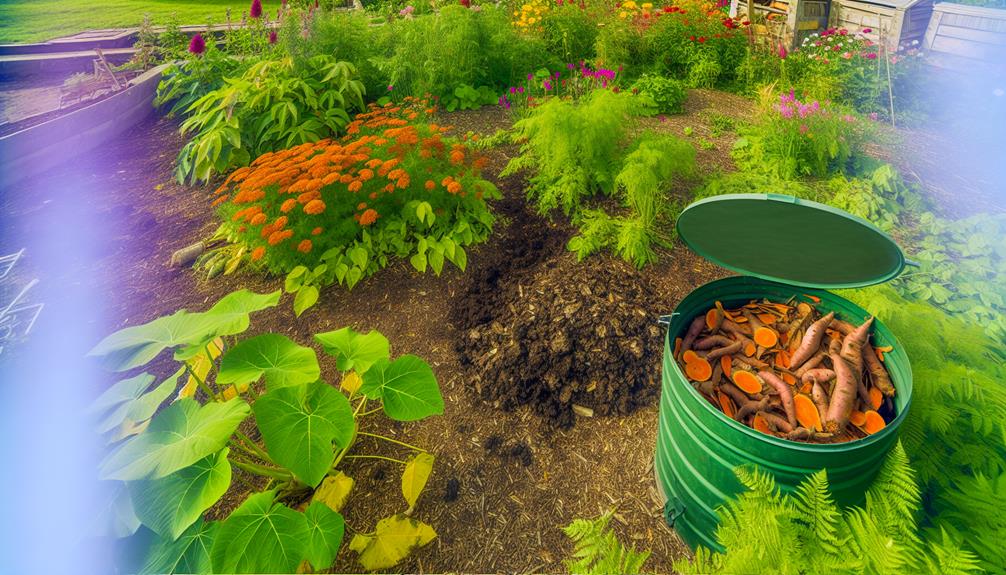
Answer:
(253, 381, 354, 487)
(349, 514, 436, 571)
(218, 334, 320, 391)
(210, 490, 309, 574)
(97, 369, 183, 435)
(174, 290, 281, 360)
(100, 398, 249, 481)
(294, 285, 320, 317)
(402, 452, 435, 512)
(141, 518, 216, 575)
(359, 355, 444, 421)
(129, 448, 232, 540)
(88, 373, 156, 418)
(303, 501, 345, 570)
(314, 327, 389, 374)
(90, 481, 140, 538)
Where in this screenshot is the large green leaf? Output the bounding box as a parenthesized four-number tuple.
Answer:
(402, 452, 435, 512)
(88, 373, 156, 418)
(129, 448, 232, 540)
(253, 381, 354, 487)
(141, 518, 216, 575)
(90, 481, 140, 538)
(314, 327, 389, 374)
(88, 290, 280, 371)
(359, 355, 444, 421)
(96, 369, 183, 435)
(349, 514, 436, 571)
(217, 334, 320, 391)
(210, 490, 309, 574)
(303, 501, 345, 570)
(100, 398, 249, 481)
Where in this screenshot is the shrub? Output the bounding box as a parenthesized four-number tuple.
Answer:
(733, 88, 870, 179)
(539, 2, 597, 63)
(154, 44, 249, 119)
(88, 290, 445, 573)
(631, 73, 687, 114)
(175, 55, 365, 183)
(209, 99, 499, 310)
(503, 90, 694, 267)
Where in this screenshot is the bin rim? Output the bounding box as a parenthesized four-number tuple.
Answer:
(665, 276, 913, 450)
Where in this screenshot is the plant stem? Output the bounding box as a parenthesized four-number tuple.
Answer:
(358, 407, 383, 417)
(231, 459, 293, 480)
(185, 361, 219, 402)
(358, 431, 425, 452)
(344, 454, 407, 465)
(234, 430, 275, 464)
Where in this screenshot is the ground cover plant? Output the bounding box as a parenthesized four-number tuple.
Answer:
(87, 290, 444, 573)
(206, 99, 499, 311)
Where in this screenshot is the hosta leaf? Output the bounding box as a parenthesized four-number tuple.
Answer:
(253, 381, 354, 487)
(100, 398, 249, 481)
(129, 448, 232, 540)
(218, 333, 320, 391)
(141, 519, 216, 575)
(359, 355, 444, 421)
(313, 472, 355, 512)
(97, 368, 183, 435)
(349, 514, 436, 571)
(314, 327, 389, 374)
(210, 490, 309, 574)
(294, 285, 320, 317)
(303, 501, 345, 570)
(402, 452, 435, 512)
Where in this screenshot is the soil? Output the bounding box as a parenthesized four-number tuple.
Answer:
(0, 88, 813, 574)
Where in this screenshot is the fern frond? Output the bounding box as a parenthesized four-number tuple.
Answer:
(562, 511, 650, 575)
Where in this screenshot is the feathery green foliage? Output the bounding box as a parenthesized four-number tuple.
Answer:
(675, 444, 983, 575)
(504, 90, 694, 267)
(563, 511, 650, 575)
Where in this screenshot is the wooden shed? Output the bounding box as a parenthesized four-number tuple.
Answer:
(924, 2, 1006, 69)
(830, 0, 936, 48)
(732, 0, 832, 48)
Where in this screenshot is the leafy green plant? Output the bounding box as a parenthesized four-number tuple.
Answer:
(154, 46, 248, 119)
(828, 162, 924, 232)
(675, 444, 982, 575)
(174, 55, 365, 183)
(87, 290, 444, 573)
(205, 101, 498, 312)
(504, 90, 692, 267)
(443, 84, 498, 111)
(631, 74, 687, 115)
(563, 511, 650, 575)
(539, 2, 598, 63)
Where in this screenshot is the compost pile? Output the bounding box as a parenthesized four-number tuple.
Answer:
(677, 298, 897, 443)
(454, 253, 663, 428)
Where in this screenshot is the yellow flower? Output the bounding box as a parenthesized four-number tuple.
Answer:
(623, 0, 637, 8)
(619, 10, 628, 17)
(642, 2, 653, 8)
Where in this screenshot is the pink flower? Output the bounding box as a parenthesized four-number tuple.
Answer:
(777, 44, 787, 59)
(188, 33, 206, 55)
(460, 0, 471, 6)
(866, 52, 878, 59)
(250, 0, 263, 18)
(862, 27, 872, 33)
(842, 51, 852, 59)
(799, 124, 809, 134)
(269, 30, 278, 44)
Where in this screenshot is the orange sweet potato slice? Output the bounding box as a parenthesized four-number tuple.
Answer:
(685, 358, 713, 382)
(863, 410, 886, 434)
(869, 387, 883, 410)
(720, 355, 732, 378)
(718, 391, 737, 418)
(732, 370, 762, 395)
(794, 394, 822, 431)
(754, 327, 778, 348)
(849, 410, 867, 427)
(752, 414, 771, 434)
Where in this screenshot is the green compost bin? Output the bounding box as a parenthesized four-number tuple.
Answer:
(654, 194, 914, 552)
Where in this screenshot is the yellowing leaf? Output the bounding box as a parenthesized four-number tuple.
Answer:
(401, 452, 434, 512)
(349, 514, 436, 571)
(178, 338, 225, 401)
(112, 418, 151, 442)
(312, 472, 354, 512)
(341, 372, 362, 395)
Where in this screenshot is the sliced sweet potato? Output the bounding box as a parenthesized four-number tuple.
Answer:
(732, 370, 763, 395)
(685, 357, 713, 382)
(794, 394, 822, 431)
(674, 337, 682, 358)
(757, 313, 777, 325)
(863, 410, 886, 434)
(774, 349, 791, 369)
(782, 372, 797, 386)
(849, 410, 867, 427)
(682, 350, 699, 364)
(869, 387, 883, 410)
(706, 307, 724, 331)
(753, 327, 779, 349)
(720, 355, 732, 378)
(718, 391, 737, 418)
(752, 414, 772, 434)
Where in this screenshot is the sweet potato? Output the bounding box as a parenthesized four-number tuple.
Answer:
(789, 311, 835, 369)
(717, 392, 737, 418)
(694, 335, 733, 350)
(794, 351, 826, 378)
(825, 353, 858, 432)
(753, 327, 779, 349)
(773, 349, 791, 370)
(734, 354, 768, 370)
(680, 316, 706, 357)
(722, 319, 753, 337)
(849, 410, 867, 427)
(759, 370, 796, 428)
(752, 414, 772, 434)
(682, 350, 700, 364)
(685, 357, 713, 382)
(706, 306, 724, 332)
(863, 343, 896, 397)
(736, 397, 771, 421)
(758, 411, 794, 433)
(720, 355, 732, 378)
(869, 387, 883, 410)
(707, 340, 743, 360)
(720, 382, 758, 406)
(801, 368, 836, 386)
(840, 317, 874, 375)
(812, 381, 830, 420)
(863, 410, 886, 434)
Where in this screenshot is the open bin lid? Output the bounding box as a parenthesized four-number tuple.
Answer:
(676, 194, 907, 289)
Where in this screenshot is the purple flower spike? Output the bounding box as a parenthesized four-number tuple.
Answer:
(269, 30, 278, 44)
(250, 0, 263, 18)
(188, 33, 206, 55)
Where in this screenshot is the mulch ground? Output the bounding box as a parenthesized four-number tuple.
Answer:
(4, 86, 973, 573)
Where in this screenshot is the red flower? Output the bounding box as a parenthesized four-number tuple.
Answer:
(269, 30, 278, 44)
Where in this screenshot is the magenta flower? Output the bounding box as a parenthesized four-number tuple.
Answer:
(862, 27, 872, 33)
(387, 85, 394, 91)
(269, 30, 278, 44)
(777, 44, 788, 59)
(866, 52, 878, 59)
(188, 33, 206, 55)
(544, 80, 552, 90)
(250, 0, 263, 18)
(460, 0, 471, 7)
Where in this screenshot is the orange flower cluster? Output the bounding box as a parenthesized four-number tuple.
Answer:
(213, 97, 496, 270)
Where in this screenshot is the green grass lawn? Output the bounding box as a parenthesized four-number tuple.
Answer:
(0, 0, 258, 44)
